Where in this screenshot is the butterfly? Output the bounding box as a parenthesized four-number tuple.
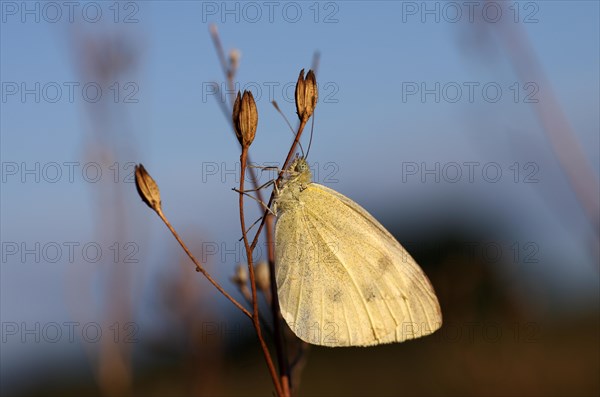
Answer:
(273, 157, 442, 347)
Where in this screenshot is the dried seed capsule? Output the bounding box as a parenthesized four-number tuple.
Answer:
(135, 164, 162, 213)
(254, 261, 270, 291)
(231, 263, 249, 288)
(295, 69, 318, 122)
(232, 90, 258, 148)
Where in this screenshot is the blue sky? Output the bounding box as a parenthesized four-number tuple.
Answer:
(1, 1, 599, 390)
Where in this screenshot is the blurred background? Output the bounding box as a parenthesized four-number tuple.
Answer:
(1, 1, 598, 396)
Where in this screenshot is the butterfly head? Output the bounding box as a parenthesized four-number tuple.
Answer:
(288, 157, 312, 185)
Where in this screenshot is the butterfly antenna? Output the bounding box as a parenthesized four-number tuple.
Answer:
(272, 100, 305, 156)
(303, 53, 319, 161)
(305, 112, 315, 159)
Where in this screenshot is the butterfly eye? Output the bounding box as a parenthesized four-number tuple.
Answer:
(297, 161, 308, 173)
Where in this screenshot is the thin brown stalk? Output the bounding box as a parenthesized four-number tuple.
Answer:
(208, 30, 268, 219)
(211, 84, 268, 211)
(209, 25, 292, 395)
(235, 284, 275, 337)
(492, 2, 599, 259)
(209, 25, 231, 84)
(239, 149, 285, 397)
(155, 208, 252, 318)
(264, 209, 291, 396)
(247, 118, 310, 396)
(263, 117, 308, 395)
(246, 117, 309, 396)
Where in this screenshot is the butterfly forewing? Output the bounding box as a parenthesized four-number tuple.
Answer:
(275, 182, 442, 347)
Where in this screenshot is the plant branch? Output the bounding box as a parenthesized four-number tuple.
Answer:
(259, 119, 309, 396)
(247, 118, 310, 397)
(239, 148, 285, 397)
(155, 208, 252, 318)
(210, 24, 291, 395)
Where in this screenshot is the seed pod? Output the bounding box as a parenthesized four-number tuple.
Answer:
(254, 261, 270, 291)
(232, 90, 258, 148)
(295, 69, 318, 122)
(231, 263, 249, 288)
(229, 49, 241, 75)
(134, 164, 162, 213)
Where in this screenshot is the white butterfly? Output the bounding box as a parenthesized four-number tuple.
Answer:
(273, 158, 442, 347)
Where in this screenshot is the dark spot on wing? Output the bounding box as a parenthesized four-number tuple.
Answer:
(329, 288, 343, 303)
(363, 285, 378, 302)
(378, 256, 392, 272)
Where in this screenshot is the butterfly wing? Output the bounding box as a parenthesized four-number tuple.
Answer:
(275, 183, 442, 347)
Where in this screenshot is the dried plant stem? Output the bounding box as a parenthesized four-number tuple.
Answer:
(210, 25, 233, 92)
(280, 120, 308, 175)
(264, 216, 291, 396)
(239, 149, 285, 397)
(210, 25, 292, 395)
(267, 63, 319, 394)
(261, 120, 311, 397)
(495, 6, 599, 242)
(236, 286, 275, 337)
(245, 117, 310, 396)
(155, 208, 252, 318)
(209, 25, 266, 208)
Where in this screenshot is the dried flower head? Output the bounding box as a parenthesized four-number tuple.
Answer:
(231, 263, 249, 288)
(135, 164, 162, 213)
(254, 261, 270, 291)
(229, 49, 241, 74)
(295, 69, 318, 122)
(232, 90, 258, 148)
